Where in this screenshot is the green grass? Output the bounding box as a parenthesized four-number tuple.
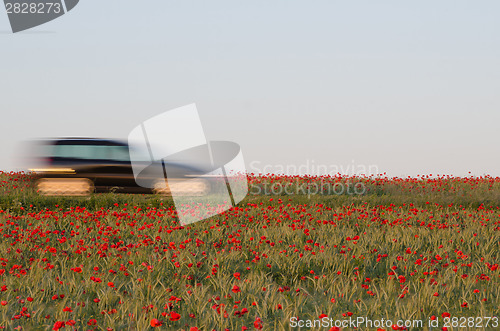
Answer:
(0, 173, 498, 330)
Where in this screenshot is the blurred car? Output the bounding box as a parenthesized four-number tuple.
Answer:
(28, 138, 210, 196)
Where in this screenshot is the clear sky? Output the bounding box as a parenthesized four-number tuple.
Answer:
(1, 1, 499, 176)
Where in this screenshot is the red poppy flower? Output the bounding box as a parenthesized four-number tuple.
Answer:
(52, 321, 65, 330)
(150, 318, 163, 327)
(169, 311, 181, 321)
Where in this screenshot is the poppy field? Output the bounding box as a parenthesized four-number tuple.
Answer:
(0, 171, 499, 330)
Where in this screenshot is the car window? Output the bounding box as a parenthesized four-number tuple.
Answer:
(109, 146, 130, 161)
(128, 144, 151, 162)
(52, 144, 130, 161)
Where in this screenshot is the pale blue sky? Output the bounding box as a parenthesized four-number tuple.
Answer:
(1, 1, 499, 176)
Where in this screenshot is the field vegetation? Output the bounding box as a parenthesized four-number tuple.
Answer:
(0, 171, 498, 330)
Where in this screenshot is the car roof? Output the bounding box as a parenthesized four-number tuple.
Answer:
(39, 138, 129, 146)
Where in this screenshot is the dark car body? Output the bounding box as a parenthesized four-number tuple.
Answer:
(29, 138, 205, 194)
